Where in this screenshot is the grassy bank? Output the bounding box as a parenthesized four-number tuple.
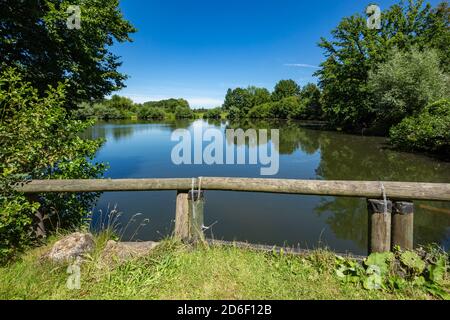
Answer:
(1, 234, 447, 300)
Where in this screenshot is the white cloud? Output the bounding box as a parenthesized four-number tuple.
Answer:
(284, 63, 320, 69)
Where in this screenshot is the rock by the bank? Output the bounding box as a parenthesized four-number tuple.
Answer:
(45, 232, 95, 263)
(101, 240, 159, 263)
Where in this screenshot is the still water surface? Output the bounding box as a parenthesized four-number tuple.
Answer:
(84, 119, 450, 255)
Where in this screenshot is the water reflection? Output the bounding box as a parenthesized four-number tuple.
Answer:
(85, 119, 450, 254)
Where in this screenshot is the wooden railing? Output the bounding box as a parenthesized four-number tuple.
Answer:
(17, 177, 450, 254)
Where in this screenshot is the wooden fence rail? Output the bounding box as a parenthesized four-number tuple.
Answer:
(15, 177, 450, 255)
(16, 177, 450, 201)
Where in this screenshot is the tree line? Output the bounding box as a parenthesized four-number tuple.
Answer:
(73, 96, 196, 120)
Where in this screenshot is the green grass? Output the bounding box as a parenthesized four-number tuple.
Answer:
(0, 235, 440, 300)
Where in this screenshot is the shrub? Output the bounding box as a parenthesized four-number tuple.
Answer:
(203, 108, 222, 119)
(0, 68, 105, 263)
(248, 102, 273, 119)
(137, 106, 166, 119)
(369, 48, 450, 132)
(389, 99, 450, 156)
(174, 106, 194, 119)
(271, 96, 303, 119)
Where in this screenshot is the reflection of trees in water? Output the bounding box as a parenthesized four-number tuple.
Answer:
(315, 197, 368, 250)
(225, 119, 321, 155)
(205, 119, 222, 127)
(315, 132, 450, 249)
(316, 132, 450, 182)
(83, 120, 189, 142)
(414, 201, 450, 247)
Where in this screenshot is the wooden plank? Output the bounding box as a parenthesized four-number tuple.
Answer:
(15, 177, 450, 201)
(17, 178, 192, 193)
(201, 178, 450, 201)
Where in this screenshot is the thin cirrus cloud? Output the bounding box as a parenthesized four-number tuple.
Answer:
(284, 63, 320, 69)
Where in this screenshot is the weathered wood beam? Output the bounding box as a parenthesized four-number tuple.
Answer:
(15, 177, 450, 202)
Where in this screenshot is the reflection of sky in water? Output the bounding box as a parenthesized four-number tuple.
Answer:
(86, 119, 450, 255)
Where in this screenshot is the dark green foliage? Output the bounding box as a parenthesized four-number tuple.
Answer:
(247, 103, 273, 119)
(272, 79, 301, 101)
(106, 95, 136, 113)
(174, 105, 195, 119)
(0, 68, 105, 263)
(143, 98, 189, 113)
(389, 99, 450, 156)
(300, 83, 323, 119)
(271, 96, 304, 119)
(224, 82, 322, 120)
(203, 108, 222, 119)
(222, 88, 253, 117)
(0, 0, 136, 109)
(247, 86, 272, 106)
(137, 106, 166, 119)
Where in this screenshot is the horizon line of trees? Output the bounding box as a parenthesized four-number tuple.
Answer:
(73, 79, 323, 122)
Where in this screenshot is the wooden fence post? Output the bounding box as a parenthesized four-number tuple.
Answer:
(392, 201, 414, 250)
(188, 190, 205, 242)
(174, 191, 190, 241)
(367, 199, 392, 254)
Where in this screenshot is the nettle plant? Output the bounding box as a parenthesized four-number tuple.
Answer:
(0, 68, 106, 263)
(335, 245, 449, 299)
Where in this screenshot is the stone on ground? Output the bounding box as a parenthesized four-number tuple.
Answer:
(45, 232, 95, 263)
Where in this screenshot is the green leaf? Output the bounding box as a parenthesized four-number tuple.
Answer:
(428, 257, 446, 284)
(400, 251, 426, 274)
(365, 252, 394, 275)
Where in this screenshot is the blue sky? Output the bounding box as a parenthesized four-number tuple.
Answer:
(111, 0, 442, 108)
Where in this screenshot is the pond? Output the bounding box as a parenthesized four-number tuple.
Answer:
(84, 119, 450, 255)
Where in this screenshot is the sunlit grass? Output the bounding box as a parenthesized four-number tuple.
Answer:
(0, 234, 436, 300)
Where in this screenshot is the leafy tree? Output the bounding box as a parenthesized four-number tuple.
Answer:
(271, 96, 303, 119)
(226, 106, 243, 119)
(203, 107, 222, 119)
(300, 83, 323, 120)
(137, 106, 166, 119)
(247, 86, 272, 106)
(389, 99, 450, 156)
(368, 47, 449, 133)
(174, 105, 194, 119)
(272, 79, 301, 101)
(222, 88, 253, 116)
(0, 0, 136, 108)
(248, 103, 273, 119)
(315, 0, 450, 131)
(106, 95, 136, 112)
(0, 68, 105, 262)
